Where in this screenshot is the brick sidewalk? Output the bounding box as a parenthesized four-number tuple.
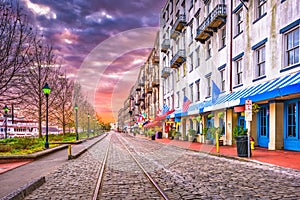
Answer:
(138, 135, 300, 171)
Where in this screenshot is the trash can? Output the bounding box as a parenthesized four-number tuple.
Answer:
(151, 134, 155, 140)
(158, 131, 162, 139)
(235, 135, 251, 157)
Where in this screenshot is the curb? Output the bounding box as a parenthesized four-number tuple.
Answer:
(0, 177, 45, 200)
(138, 136, 297, 171)
(0, 145, 69, 162)
(69, 133, 108, 159)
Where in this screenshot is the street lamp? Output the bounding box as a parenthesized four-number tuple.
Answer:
(3, 105, 9, 139)
(42, 83, 51, 149)
(74, 105, 78, 140)
(87, 113, 90, 138)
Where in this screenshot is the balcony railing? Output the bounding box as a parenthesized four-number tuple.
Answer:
(152, 78, 160, 87)
(170, 14, 186, 40)
(161, 39, 170, 53)
(173, 14, 186, 32)
(152, 55, 159, 64)
(195, 4, 226, 43)
(161, 67, 172, 78)
(170, 49, 186, 68)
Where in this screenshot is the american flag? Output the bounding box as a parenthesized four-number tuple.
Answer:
(162, 104, 169, 114)
(182, 96, 191, 112)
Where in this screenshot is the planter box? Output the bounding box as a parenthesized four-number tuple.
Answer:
(188, 135, 195, 142)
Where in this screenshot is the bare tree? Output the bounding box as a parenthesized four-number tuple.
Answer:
(23, 34, 56, 138)
(0, 0, 34, 104)
(51, 72, 74, 134)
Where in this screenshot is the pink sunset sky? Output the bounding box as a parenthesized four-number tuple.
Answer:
(20, 0, 166, 122)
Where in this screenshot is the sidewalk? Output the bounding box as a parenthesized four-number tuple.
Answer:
(0, 133, 107, 175)
(0, 133, 108, 199)
(138, 135, 300, 171)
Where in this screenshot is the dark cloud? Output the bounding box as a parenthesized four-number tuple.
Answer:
(19, 0, 165, 122)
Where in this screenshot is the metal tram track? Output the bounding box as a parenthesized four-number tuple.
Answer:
(92, 133, 169, 200)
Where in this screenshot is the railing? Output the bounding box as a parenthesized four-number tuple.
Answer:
(170, 49, 186, 68)
(196, 4, 226, 36)
(161, 67, 172, 78)
(161, 39, 170, 52)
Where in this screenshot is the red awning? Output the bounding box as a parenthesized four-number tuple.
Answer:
(234, 106, 245, 113)
(143, 121, 162, 128)
(155, 109, 175, 121)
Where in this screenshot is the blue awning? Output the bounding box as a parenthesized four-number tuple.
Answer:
(201, 71, 300, 112)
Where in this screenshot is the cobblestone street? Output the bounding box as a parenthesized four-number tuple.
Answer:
(24, 132, 300, 199)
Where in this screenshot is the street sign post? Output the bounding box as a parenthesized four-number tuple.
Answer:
(245, 100, 252, 158)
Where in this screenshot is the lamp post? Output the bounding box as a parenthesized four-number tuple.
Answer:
(42, 83, 51, 149)
(3, 105, 9, 139)
(87, 113, 90, 138)
(74, 105, 78, 140)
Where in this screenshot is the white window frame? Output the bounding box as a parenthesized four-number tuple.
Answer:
(189, 84, 194, 102)
(207, 40, 212, 59)
(284, 27, 299, 67)
(236, 9, 243, 35)
(220, 69, 225, 92)
(220, 26, 226, 49)
(255, 45, 266, 78)
(196, 81, 200, 101)
(256, 0, 267, 19)
(195, 47, 200, 67)
(235, 58, 243, 85)
(189, 53, 193, 72)
(207, 76, 211, 97)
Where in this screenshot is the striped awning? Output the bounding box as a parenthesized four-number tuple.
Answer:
(202, 71, 300, 112)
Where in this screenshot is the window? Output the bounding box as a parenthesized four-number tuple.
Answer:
(177, 91, 180, 108)
(189, 53, 193, 71)
(206, 0, 211, 15)
(259, 106, 268, 137)
(220, 70, 225, 92)
(256, 45, 266, 77)
(236, 9, 243, 35)
(287, 102, 297, 137)
(190, 24, 193, 42)
(207, 76, 211, 97)
(182, 87, 186, 98)
(196, 81, 200, 101)
(285, 27, 299, 67)
(220, 27, 226, 49)
(189, 84, 193, 102)
(207, 40, 212, 59)
(183, 62, 187, 76)
(257, 0, 267, 19)
(235, 59, 243, 85)
(195, 47, 200, 67)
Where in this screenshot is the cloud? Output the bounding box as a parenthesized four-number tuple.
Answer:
(18, 0, 165, 122)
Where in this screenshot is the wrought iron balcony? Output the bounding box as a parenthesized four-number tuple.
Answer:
(152, 78, 160, 87)
(136, 87, 141, 91)
(195, 4, 227, 44)
(170, 14, 186, 40)
(152, 55, 159, 64)
(161, 39, 170, 53)
(161, 67, 172, 78)
(173, 14, 186, 32)
(170, 49, 186, 69)
(170, 29, 180, 40)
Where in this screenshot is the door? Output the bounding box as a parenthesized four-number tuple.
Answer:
(284, 100, 300, 151)
(257, 105, 269, 148)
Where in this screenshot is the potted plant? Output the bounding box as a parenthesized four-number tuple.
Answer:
(174, 131, 180, 140)
(207, 113, 214, 119)
(218, 112, 224, 119)
(252, 103, 260, 113)
(168, 129, 175, 140)
(188, 129, 196, 142)
(233, 126, 250, 157)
